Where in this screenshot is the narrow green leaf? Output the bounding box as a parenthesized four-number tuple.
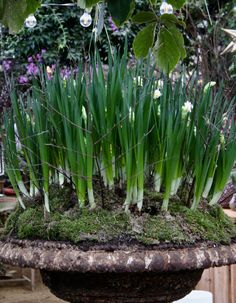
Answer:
(107, 0, 135, 26)
(132, 11, 157, 24)
(133, 23, 156, 58)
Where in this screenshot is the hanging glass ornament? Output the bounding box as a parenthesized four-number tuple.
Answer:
(167, 4, 173, 14)
(80, 11, 93, 27)
(160, 1, 173, 15)
(25, 14, 37, 28)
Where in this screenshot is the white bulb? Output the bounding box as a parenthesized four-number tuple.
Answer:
(160, 1, 173, 15)
(25, 14, 37, 28)
(80, 12, 92, 27)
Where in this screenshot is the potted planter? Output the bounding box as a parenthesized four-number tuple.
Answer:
(1, 54, 236, 303)
(1, 238, 236, 303)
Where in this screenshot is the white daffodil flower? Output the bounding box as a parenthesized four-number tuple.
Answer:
(153, 89, 162, 99)
(182, 101, 193, 114)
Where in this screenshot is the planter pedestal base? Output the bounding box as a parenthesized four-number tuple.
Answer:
(41, 269, 204, 303)
(1, 239, 236, 303)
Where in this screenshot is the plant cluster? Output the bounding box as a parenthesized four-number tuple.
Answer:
(3, 53, 236, 214)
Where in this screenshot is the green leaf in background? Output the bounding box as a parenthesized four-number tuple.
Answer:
(168, 0, 186, 9)
(0, 0, 39, 33)
(77, 0, 86, 9)
(150, 0, 157, 4)
(0, 0, 40, 33)
(132, 11, 157, 24)
(168, 25, 186, 59)
(154, 26, 186, 73)
(133, 23, 156, 58)
(160, 14, 186, 28)
(85, 0, 100, 7)
(107, 0, 135, 26)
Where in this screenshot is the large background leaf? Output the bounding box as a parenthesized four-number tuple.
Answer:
(85, 0, 100, 7)
(154, 26, 186, 73)
(160, 14, 186, 28)
(167, 0, 186, 9)
(133, 23, 156, 58)
(107, 0, 135, 26)
(132, 11, 157, 24)
(0, 0, 40, 33)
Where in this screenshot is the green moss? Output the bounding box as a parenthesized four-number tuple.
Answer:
(3, 186, 236, 246)
(140, 214, 189, 244)
(4, 206, 24, 235)
(17, 208, 46, 239)
(169, 204, 236, 244)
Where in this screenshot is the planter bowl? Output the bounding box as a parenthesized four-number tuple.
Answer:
(1, 239, 236, 303)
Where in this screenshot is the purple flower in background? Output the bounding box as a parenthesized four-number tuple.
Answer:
(36, 53, 42, 63)
(2, 60, 12, 72)
(60, 67, 71, 79)
(41, 49, 46, 54)
(26, 62, 39, 76)
(18, 75, 29, 84)
(27, 56, 33, 63)
(108, 16, 118, 32)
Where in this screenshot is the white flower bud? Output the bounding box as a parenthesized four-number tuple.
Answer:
(182, 101, 193, 115)
(153, 89, 162, 99)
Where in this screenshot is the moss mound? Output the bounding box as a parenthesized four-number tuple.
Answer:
(3, 184, 236, 247)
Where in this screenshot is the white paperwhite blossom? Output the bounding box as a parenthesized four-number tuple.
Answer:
(153, 89, 162, 99)
(182, 101, 193, 114)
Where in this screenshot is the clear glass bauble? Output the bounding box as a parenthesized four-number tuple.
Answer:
(80, 12, 92, 27)
(160, 1, 173, 15)
(25, 14, 37, 28)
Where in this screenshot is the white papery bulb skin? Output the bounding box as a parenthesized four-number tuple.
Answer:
(80, 12, 92, 27)
(25, 14, 37, 28)
(160, 1, 173, 15)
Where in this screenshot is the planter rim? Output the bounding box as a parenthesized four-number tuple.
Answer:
(1, 239, 236, 273)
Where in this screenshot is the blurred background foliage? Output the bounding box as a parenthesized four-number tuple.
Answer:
(184, 0, 236, 90)
(0, 0, 235, 115)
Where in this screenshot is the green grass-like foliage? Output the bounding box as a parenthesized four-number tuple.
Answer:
(3, 51, 236, 213)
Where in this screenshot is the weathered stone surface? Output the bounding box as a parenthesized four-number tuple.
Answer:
(0, 239, 236, 273)
(41, 269, 204, 303)
(1, 239, 236, 302)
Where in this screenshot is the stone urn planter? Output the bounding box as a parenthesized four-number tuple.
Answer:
(1, 238, 236, 303)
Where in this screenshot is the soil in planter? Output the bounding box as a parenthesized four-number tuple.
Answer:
(2, 183, 236, 250)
